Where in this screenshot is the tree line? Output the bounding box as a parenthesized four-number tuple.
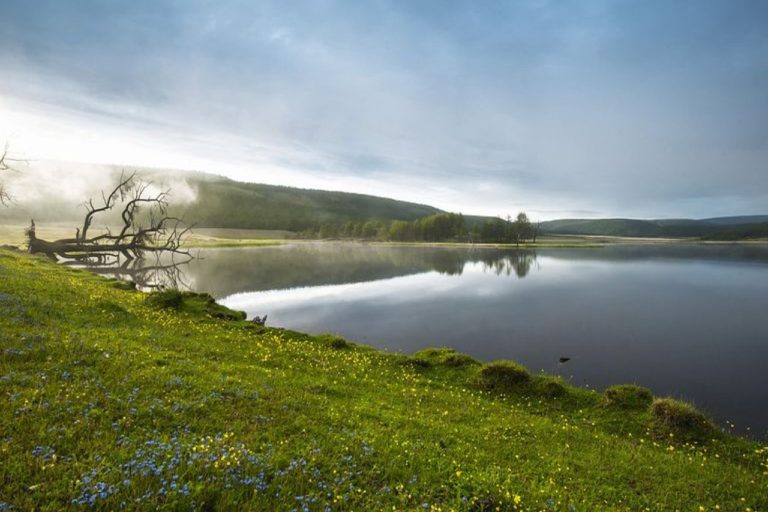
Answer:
(302, 212, 540, 244)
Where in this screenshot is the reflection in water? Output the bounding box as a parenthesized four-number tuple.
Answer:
(175, 243, 539, 297)
(75, 257, 192, 291)
(96, 242, 768, 437)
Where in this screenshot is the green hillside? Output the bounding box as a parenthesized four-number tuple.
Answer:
(701, 222, 768, 241)
(541, 217, 768, 239)
(171, 175, 442, 231)
(1, 249, 767, 510)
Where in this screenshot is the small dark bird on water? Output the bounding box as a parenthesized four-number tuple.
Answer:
(558, 357, 571, 364)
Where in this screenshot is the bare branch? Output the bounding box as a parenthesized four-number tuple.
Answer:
(0, 142, 26, 206)
(80, 171, 137, 240)
(30, 171, 194, 267)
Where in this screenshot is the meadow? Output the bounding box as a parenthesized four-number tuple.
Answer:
(0, 248, 766, 511)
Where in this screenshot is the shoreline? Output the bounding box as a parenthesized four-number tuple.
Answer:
(3, 222, 766, 251)
(1, 248, 766, 509)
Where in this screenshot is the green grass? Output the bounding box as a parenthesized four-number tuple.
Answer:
(0, 249, 767, 511)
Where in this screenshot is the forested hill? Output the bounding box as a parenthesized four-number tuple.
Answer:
(165, 174, 444, 231)
(541, 217, 768, 239)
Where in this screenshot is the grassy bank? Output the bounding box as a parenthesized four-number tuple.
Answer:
(0, 249, 766, 511)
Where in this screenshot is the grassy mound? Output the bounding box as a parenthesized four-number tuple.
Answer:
(604, 384, 654, 409)
(412, 347, 480, 367)
(1, 249, 766, 511)
(316, 334, 353, 350)
(477, 360, 531, 390)
(650, 398, 717, 442)
(146, 289, 246, 321)
(537, 377, 568, 398)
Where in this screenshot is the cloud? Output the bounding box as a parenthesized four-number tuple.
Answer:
(0, 0, 767, 219)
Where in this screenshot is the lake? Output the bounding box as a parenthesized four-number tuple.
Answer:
(151, 242, 768, 436)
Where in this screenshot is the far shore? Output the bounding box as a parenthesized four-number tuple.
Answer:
(1, 222, 766, 251)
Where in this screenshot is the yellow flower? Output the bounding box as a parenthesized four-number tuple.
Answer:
(513, 495, 522, 505)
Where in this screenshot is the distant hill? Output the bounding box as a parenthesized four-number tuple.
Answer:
(170, 174, 443, 231)
(701, 215, 768, 225)
(541, 217, 768, 240)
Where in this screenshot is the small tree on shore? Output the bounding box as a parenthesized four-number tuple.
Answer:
(514, 212, 532, 244)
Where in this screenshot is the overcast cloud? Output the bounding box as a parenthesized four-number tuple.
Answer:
(1, 0, 766, 219)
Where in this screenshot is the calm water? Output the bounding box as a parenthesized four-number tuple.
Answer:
(154, 243, 768, 436)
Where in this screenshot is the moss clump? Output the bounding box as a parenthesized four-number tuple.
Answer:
(443, 353, 480, 367)
(477, 360, 531, 391)
(538, 378, 567, 398)
(145, 290, 246, 321)
(399, 357, 432, 369)
(109, 279, 137, 291)
(318, 334, 351, 350)
(650, 398, 716, 441)
(604, 384, 654, 409)
(146, 289, 184, 310)
(412, 347, 479, 367)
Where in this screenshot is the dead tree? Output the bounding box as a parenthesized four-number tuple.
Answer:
(0, 142, 24, 206)
(28, 171, 193, 264)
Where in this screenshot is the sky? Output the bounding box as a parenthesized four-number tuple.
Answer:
(0, 0, 766, 220)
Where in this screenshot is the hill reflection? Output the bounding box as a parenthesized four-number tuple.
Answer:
(177, 243, 539, 297)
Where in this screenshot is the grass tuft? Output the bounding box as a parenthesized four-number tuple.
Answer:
(650, 398, 716, 441)
(145, 290, 246, 321)
(604, 384, 654, 409)
(537, 377, 567, 398)
(317, 334, 352, 350)
(412, 347, 479, 367)
(477, 360, 531, 391)
(146, 289, 184, 310)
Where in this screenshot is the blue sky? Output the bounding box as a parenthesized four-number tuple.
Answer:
(1, 0, 766, 219)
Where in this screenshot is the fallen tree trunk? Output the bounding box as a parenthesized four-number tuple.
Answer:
(27, 172, 193, 264)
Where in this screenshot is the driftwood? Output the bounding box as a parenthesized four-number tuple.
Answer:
(28, 171, 193, 265)
(251, 315, 268, 326)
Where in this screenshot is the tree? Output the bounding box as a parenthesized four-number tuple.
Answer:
(478, 217, 508, 243)
(28, 171, 193, 264)
(531, 221, 542, 243)
(514, 212, 532, 244)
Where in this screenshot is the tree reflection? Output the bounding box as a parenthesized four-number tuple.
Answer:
(71, 255, 192, 291)
(474, 250, 537, 278)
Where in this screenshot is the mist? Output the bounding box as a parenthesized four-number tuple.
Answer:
(0, 160, 198, 223)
